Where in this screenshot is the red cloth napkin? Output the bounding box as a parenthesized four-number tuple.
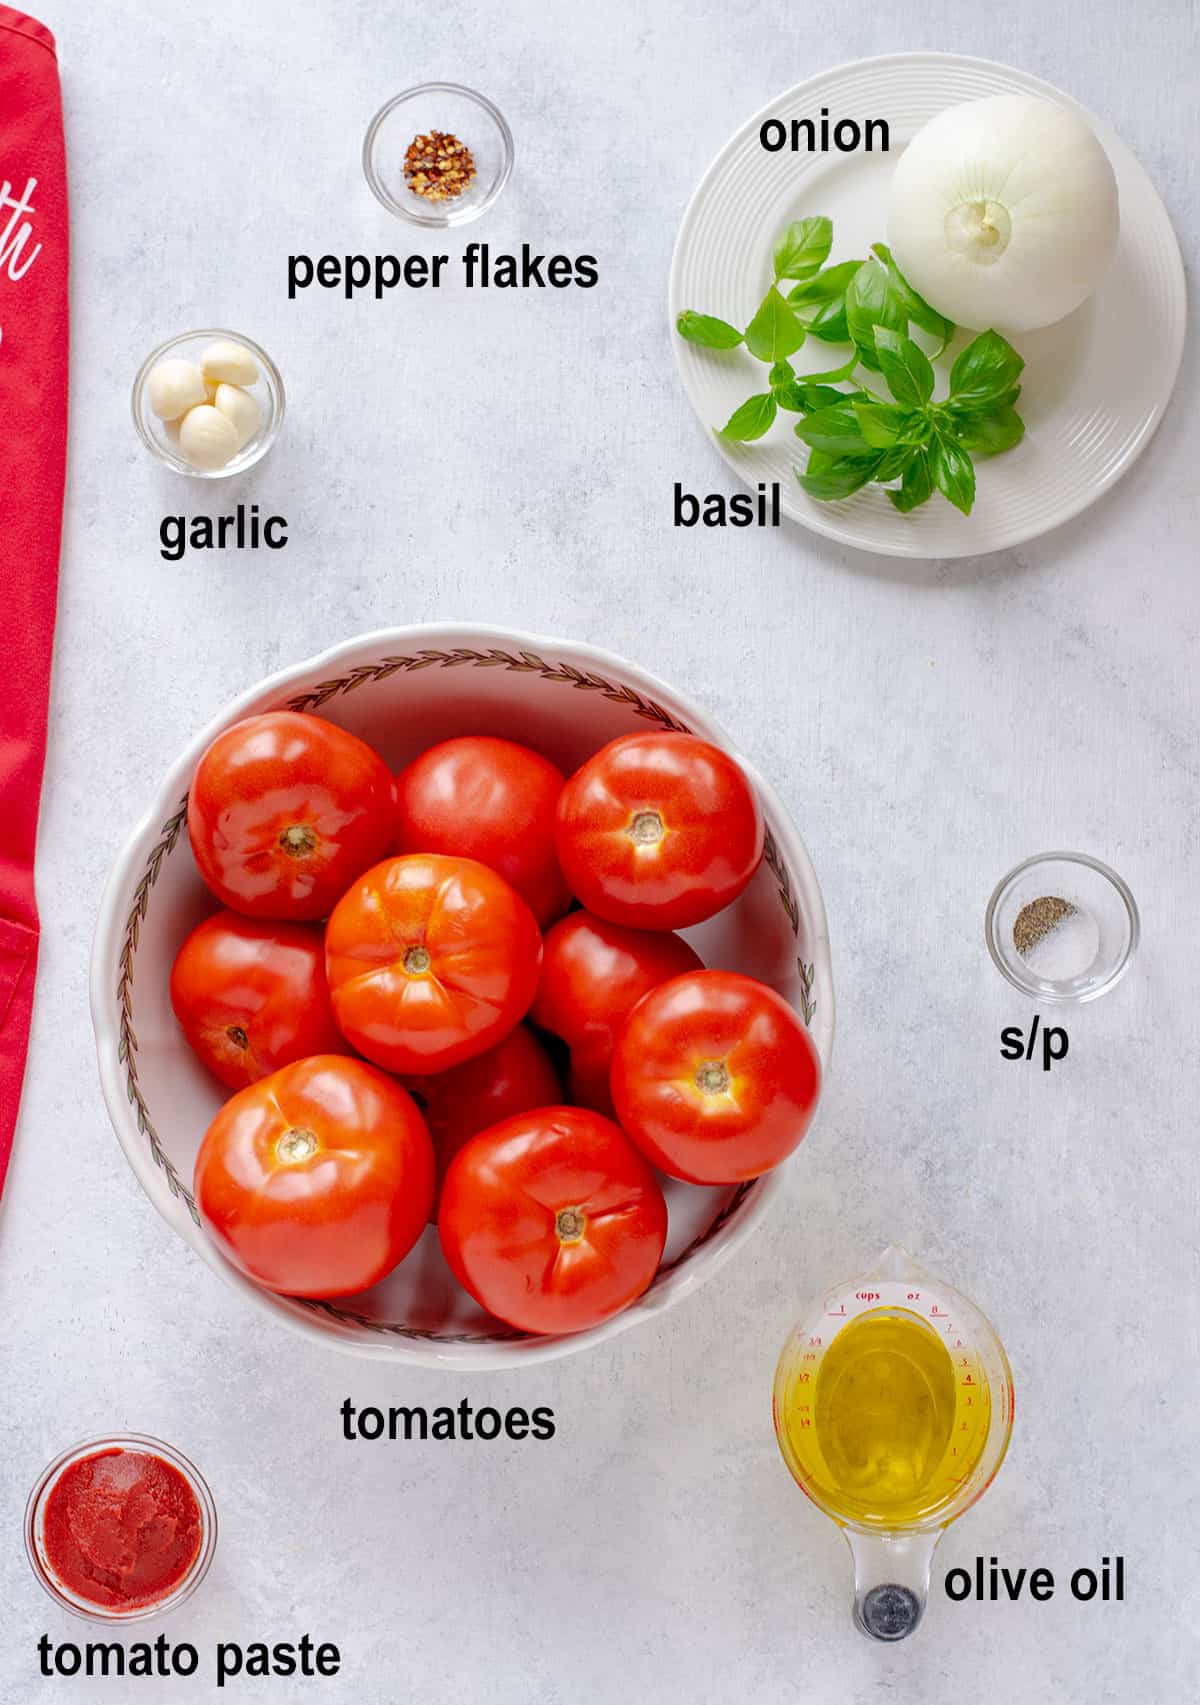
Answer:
(0, 8, 67, 1199)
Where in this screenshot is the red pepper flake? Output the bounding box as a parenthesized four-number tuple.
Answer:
(403, 130, 477, 202)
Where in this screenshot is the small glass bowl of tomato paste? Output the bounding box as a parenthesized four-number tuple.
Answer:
(25, 1435, 217, 1621)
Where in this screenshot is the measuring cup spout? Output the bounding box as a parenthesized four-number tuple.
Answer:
(845, 1528, 940, 1642)
(870, 1244, 924, 1283)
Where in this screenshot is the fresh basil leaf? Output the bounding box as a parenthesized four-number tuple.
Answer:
(773, 216, 833, 281)
(779, 382, 870, 416)
(874, 444, 917, 483)
(797, 451, 883, 501)
(872, 243, 954, 347)
(805, 297, 851, 343)
(853, 401, 917, 449)
(888, 448, 935, 513)
(793, 404, 874, 456)
(801, 383, 867, 412)
(950, 404, 1025, 455)
(802, 353, 861, 384)
(845, 257, 905, 370)
(787, 259, 863, 305)
(955, 383, 1022, 417)
(873, 327, 935, 408)
(769, 361, 806, 412)
(716, 393, 778, 441)
(949, 329, 1024, 407)
(773, 382, 810, 413)
(932, 434, 976, 514)
(676, 311, 744, 350)
(744, 287, 806, 364)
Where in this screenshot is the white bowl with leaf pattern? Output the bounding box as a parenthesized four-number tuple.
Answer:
(91, 626, 834, 1367)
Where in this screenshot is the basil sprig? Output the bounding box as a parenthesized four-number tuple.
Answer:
(676, 218, 1026, 515)
(794, 325, 1023, 515)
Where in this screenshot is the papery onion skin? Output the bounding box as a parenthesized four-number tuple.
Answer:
(887, 95, 1119, 334)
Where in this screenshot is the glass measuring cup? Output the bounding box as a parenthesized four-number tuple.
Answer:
(773, 1245, 1013, 1641)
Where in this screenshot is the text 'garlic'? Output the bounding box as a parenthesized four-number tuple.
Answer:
(887, 96, 1119, 334)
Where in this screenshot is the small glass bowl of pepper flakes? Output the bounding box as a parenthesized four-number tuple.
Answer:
(363, 83, 513, 227)
(985, 851, 1139, 1004)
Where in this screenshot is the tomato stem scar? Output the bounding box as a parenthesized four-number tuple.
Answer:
(404, 945, 432, 975)
(277, 1127, 319, 1164)
(226, 1025, 249, 1050)
(278, 823, 318, 858)
(694, 1060, 731, 1095)
(555, 1207, 587, 1244)
(626, 810, 665, 847)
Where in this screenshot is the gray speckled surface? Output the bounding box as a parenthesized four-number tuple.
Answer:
(2, 0, 1198, 1699)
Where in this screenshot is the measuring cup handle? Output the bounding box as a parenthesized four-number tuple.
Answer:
(844, 1529, 941, 1642)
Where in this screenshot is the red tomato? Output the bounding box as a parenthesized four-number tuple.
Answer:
(555, 732, 764, 930)
(325, 854, 542, 1074)
(610, 970, 821, 1184)
(169, 909, 349, 1091)
(194, 1055, 434, 1298)
(531, 910, 703, 1117)
(187, 712, 395, 921)
(438, 1106, 667, 1335)
(394, 736, 571, 928)
(404, 1024, 561, 1216)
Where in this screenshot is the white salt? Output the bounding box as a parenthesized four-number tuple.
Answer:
(1022, 905, 1101, 983)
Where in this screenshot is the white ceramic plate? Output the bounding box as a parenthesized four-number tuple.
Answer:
(91, 626, 834, 1369)
(669, 52, 1185, 559)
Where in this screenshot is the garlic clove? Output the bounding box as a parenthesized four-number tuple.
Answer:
(179, 403, 241, 470)
(213, 381, 261, 448)
(200, 339, 260, 387)
(147, 358, 207, 421)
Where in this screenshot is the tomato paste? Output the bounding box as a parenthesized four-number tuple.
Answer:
(42, 1448, 201, 1610)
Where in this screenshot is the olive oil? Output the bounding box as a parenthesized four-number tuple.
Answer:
(776, 1307, 991, 1528)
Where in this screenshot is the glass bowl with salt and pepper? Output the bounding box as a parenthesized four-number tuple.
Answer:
(985, 852, 1138, 1004)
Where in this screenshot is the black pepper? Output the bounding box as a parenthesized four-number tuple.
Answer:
(1013, 895, 1075, 957)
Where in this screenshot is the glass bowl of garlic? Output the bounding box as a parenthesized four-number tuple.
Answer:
(132, 330, 285, 478)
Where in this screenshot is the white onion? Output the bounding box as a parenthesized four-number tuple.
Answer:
(887, 96, 1119, 334)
